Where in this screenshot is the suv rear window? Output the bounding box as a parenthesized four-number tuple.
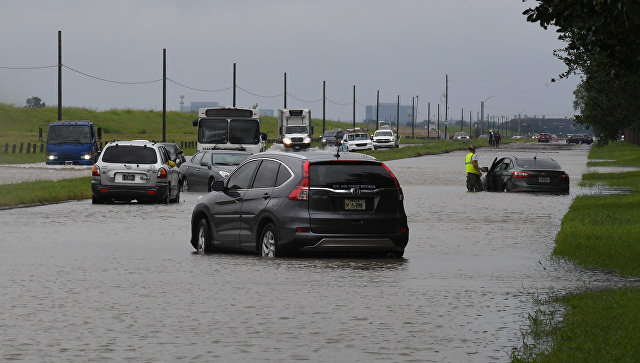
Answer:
(309, 162, 395, 190)
(102, 145, 158, 164)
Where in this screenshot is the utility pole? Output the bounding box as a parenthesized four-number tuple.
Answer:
(57, 30, 62, 121)
(427, 102, 430, 139)
(322, 81, 326, 135)
(437, 104, 440, 140)
(480, 101, 484, 136)
(444, 74, 448, 140)
(233, 63, 236, 107)
(396, 95, 400, 136)
(162, 48, 166, 142)
(284, 72, 287, 108)
(461, 108, 464, 132)
(416, 95, 419, 137)
(469, 110, 472, 136)
(411, 97, 415, 139)
(376, 90, 380, 131)
(352, 85, 356, 128)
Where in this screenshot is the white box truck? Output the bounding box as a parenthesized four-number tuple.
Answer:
(278, 109, 313, 149)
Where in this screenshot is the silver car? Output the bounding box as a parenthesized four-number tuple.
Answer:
(91, 140, 181, 204)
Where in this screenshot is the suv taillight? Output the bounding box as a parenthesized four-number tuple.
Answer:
(381, 163, 404, 201)
(288, 161, 309, 200)
(558, 173, 569, 180)
(92, 165, 100, 176)
(158, 167, 168, 179)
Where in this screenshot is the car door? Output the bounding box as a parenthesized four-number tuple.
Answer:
(238, 159, 280, 250)
(212, 159, 260, 247)
(485, 157, 499, 191)
(183, 152, 205, 190)
(159, 146, 180, 198)
(497, 157, 513, 190)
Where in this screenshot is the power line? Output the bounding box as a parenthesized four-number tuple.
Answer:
(288, 93, 322, 103)
(0, 65, 57, 69)
(236, 85, 283, 98)
(167, 78, 232, 93)
(63, 64, 162, 84)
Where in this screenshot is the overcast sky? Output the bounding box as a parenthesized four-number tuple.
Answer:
(0, 0, 579, 122)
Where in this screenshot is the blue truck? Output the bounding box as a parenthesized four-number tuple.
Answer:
(39, 121, 102, 165)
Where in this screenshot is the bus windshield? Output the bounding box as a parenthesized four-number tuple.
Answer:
(47, 125, 91, 145)
(198, 119, 228, 144)
(229, 119, 260, 144)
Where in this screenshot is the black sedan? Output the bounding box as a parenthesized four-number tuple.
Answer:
(179, 150, 250, 192)
(483, 155, 569, 193)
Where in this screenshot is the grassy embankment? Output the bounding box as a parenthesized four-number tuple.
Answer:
(511, 141, 640, 362)
(0, 177, 91, 207)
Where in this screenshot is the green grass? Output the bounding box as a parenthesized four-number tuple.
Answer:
(554, 192, 640, 276)
(0, 177, 91, 207)
(512, 141, 640, 362)
(586, 141, 640, 167)
(512, 287, 640, 362)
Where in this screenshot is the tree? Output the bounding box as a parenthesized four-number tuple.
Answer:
(25, 96, 46, 109)
(523, 0, 640, 143)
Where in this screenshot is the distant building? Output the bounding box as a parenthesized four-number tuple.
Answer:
(181, 101, 219, 113)
(259, 109, 275, 117)
(365, 103, 412, 125)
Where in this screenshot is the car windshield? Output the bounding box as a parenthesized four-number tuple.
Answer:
(210, 153, 249, 166)
(323, 130, 338, 137)
(47, 125, 91, 145)
(285, 125, 309, 134)
(515, 158, 561, 170)
(375, 131, 393, 136)
(102, 145, 157, 164)
(309, 162, 395, 189)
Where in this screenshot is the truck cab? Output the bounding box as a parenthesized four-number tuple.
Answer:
(278, 109, 313, 150)
(40, 120, 102, 165)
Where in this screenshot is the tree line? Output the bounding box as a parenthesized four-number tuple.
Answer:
(523, 0, 640, 144)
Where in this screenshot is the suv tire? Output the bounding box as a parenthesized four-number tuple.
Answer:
(260, 223, 278, 258)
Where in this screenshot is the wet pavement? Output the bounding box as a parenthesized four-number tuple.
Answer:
(0, 142, 636, 362)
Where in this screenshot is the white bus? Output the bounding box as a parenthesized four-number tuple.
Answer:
(192, 107, 267, 154)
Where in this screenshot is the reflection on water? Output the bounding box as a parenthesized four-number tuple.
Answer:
(0, 143, 636, 362)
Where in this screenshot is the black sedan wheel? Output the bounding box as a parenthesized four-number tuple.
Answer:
(196, 218, 212, 254)
(260, 223, 278, 258)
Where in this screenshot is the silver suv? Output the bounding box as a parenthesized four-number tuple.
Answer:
(91, 140, 181, 204)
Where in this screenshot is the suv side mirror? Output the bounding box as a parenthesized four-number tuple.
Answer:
(200, 161, 212, 170)
(211, 179, 224, 192)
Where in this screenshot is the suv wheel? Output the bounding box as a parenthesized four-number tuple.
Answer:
(260, 223, 278, 258)
(170, 186, 181, 203)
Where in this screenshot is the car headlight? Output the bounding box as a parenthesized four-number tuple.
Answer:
(304, 137, 311, 144)
(82, 154, 92, 160)
(283, 137, 292, 146)
(47, 154, 58, 160)
(219, 170, 231, 179)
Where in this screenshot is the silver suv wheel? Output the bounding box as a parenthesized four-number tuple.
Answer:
(260, 224, 277, 257)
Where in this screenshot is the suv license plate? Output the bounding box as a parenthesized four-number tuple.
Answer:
(539, 176, 550, 183)
(122, 174, 135, 181)
(344, 199, 365, 210)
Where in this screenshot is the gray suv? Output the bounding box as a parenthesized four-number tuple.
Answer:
(190, 151, 409, 258)
(91, 140, 181, 204)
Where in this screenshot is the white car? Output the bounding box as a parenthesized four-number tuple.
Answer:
(372, 129, 398, 149)
(341, 132, 374, 152)
(452, 131, 470, 142)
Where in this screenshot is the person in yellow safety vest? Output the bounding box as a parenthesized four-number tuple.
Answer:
(465, 144, 483, 191)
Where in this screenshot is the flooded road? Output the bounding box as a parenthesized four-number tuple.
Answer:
(0, 143, 635, 362)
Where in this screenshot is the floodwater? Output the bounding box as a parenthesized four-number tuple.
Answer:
(0, 143, 636, 362)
